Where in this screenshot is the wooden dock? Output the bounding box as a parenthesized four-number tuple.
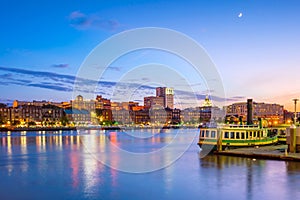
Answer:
(214, 144, 300, 162)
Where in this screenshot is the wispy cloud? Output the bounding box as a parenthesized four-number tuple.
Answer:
(0, 66, 238, 107)
(0, 66, 116, 94)
(106, 66, 122, 71)
(51, 64, 69, 68)
(68, 11, 121, 31)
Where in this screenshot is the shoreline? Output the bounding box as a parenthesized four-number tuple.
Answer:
(0, 125, 199, 132)
(214, 145, 300, 162)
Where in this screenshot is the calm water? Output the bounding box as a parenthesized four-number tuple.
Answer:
(0, 129, 299, 200)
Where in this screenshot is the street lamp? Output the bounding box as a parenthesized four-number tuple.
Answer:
(292, 99, 299, 125)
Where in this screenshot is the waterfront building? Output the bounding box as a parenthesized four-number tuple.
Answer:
(132, 109, 150, 124)
(111, 101, 139, 111)
(112, 109, 132, 124)
(0, 104, 63, 126)
(181, 96, 224, 124)
(64, 109, 90, 125)
(172, 108, 181, 124)
(144, 96, 164, 109)
(148, 106, 173, 125)
(181, 107, 200, 124)
(200, 102, 225, 123)
(71, 95, 95, 111)
(13, 100, 70, 109)
(156, 87, 174, 109)
(226, 100, 284, 124)
(95, 95, 111, 110)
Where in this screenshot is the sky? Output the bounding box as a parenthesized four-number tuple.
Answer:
(0, 0, 299, 111)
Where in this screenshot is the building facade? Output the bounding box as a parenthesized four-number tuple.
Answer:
(226, 101, 284, 124)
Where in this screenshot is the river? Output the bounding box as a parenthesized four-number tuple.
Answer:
(0, 128, 299, 200)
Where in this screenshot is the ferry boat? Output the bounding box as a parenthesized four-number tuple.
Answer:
(198, 124, 284, 151)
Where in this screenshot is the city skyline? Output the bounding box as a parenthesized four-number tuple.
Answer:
(1, 0, 300, 111)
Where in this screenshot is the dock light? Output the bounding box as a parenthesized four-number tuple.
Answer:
(292, 99, 299, 125)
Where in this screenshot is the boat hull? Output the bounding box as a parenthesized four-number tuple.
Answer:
(198, 136, 279, 151)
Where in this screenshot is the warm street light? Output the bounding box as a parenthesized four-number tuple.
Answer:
(292, 99, 299, 125)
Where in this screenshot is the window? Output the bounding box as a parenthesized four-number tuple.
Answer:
(253, 131, 256, 137)
(249, 131, 252, 137)
(230, 132, 235, 139)
(241, 132, 245, 139)
(211, 131, 216, 138)
(201, 130, 205, 137)
(205, 130, 209, 137)
(224, 132, 229, 138)
(236, 132, 240, 139)
(246, 132, 248, 139)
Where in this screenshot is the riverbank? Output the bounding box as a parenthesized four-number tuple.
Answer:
(214, 144, 300, 162)
(0, 125, 198, 132)
(0, 126, 119, 132)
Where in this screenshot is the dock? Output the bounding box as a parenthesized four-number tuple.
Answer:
(214, 144, 300, 162)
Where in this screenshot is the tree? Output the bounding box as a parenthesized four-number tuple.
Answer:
(60, 115, 69, 126)
(12, 120, 20, 126)
(27, 121, 36, 126)
(239, 116, 243, 125)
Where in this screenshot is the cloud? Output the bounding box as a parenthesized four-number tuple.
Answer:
(0, 66, 234, 108)
(0, 66, 118, 94)
(52, 64, 69, 68)
(27, 83, 73, 92)
(107, 66, 122, 71)
(68, 11, 121, 31)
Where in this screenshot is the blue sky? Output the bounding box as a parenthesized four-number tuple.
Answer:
(0, 0, 299, 110)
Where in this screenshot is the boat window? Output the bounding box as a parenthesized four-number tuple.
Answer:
(211, 131, 216, 138)
(224, 132, 229, 138)
(241, 132, 245, 139)
(201, 130, 205, 137)
(230, 132, 235, 139)
(253, 131, 256, 138)
(246, 132, 248, 139)
(205, 130, 209, 137)
(236, 132, 240, 139)
(249, 131, 252, 137)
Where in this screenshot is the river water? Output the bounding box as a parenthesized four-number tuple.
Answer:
(0, 128, 299, 200)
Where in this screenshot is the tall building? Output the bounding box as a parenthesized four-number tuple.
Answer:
(156, 87, 174, 109)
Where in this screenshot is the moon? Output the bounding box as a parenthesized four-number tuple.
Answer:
(238, 12, 243, 18)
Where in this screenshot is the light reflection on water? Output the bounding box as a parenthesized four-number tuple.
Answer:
(0, 129, 299, 200)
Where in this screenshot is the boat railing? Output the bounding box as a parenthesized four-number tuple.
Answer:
(218, 124, 260, 129)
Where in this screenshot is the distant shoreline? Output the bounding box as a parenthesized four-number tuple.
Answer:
(0, 125, 199, 132)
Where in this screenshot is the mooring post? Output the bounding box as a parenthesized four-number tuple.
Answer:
(217, 128, 222, 152)
(289, 124, 296, 153)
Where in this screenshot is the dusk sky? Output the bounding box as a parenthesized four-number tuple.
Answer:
(0, 0, 300, 110)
